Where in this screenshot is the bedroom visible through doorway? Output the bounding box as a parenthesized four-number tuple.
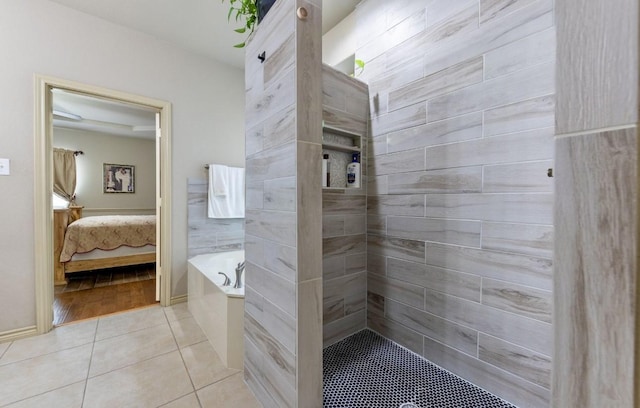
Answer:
(34, 76, 172, 334)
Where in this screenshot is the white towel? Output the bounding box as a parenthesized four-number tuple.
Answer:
(208, 165, 245, 219)
(209, 164, 228, 196)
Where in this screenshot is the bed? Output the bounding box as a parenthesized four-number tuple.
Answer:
(54, 210, 156, 284)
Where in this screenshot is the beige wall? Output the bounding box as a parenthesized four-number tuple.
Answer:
(53, 128, 156, 214)
(0, 0, 244, 334)
(358, 0, 554, 406)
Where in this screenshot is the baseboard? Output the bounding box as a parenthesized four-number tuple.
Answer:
(0, 325, 38, 343)
(171, 294, 188, 305)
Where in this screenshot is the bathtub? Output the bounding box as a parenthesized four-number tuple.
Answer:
(188, 250, 245, 369)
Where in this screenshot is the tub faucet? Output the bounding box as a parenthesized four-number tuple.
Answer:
(234, 261, 245, 289)
(218, 272, 231, 286)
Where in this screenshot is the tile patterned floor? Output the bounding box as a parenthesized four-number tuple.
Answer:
(0, 304, 260, 408)
(323, 330, 518, 408)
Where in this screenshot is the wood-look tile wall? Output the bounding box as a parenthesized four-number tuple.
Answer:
(186, 178, 244, 258)
(356, 0, 554, 406)
(321, 65, 369, 347)
(554, 0, 639, 406)
(243, 0, 323, 406)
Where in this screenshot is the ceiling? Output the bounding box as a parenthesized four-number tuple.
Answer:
(48, 0, 361, 69)
(52, 89, 158, 139)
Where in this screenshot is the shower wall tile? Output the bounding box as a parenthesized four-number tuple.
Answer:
(263, 105, 296, 152)
(483, 94, 555, 136)
(368, 273, 425, 309)
(480, 0, 538, 24)
(386, 257, 481, 303)
(263, 177, 296, 212)
(483, 160, 554, 193)
(322, 255, 345, 280)
(323, 310, 367, 347)
(427, 61, 554, 122)
(367, 309, 424, 355)
(388, 57, 484, 112)
(425, 242, 552, 290)
(322, 106, 368, 135)
(386, 112, 483, 154)
(371, 102, 426, 136)
(322, 234, 367, 258)
(483, 27, 555, 80)
(245, 141, 296, 182)
(386, 298, 479, 356)
(358, 0, 554, 404)
(369, 148, 425, 176)
(345, 253, 366, 274)
(244, 0, 323, 404)
(387, 216, 481, 248)
(482, 278, 552, 323)
(422, 335, 550, 408)
(425, 193, 553, 225)
(367, 195, 425, 217)
(425, 127, 554, 169)
(367, 215, 386, 235)
(262, 240, 297, 283)
(481, 222, 553, 258)
(245, 68, 296, 129)
(556, 0, 638, 133)
(424, 288, 552, 356)
(321, 65, 369, 347)
(367, 234, 425, 264)
(554, 128, 637, 407)
(478, 333, 551, 389)
(422, 0, 553, 78)
(245, 209, 296, 247)
(322, 194, 367, 215)
(247, 262, 296, 318)
(387, 166, 483, 195)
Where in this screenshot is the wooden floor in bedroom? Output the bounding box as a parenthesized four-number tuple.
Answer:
(53, 264, 158, 326)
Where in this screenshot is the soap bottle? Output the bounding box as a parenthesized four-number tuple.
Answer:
(346, 153, 360, 188)
(323, 154, 330, 187)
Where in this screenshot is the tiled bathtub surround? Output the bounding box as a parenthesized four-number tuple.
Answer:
(357, 0, 555, 406)
(187, 178, 244, 258)
(322, 65, 369, 347)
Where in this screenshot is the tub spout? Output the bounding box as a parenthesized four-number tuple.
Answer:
(218, 272, 231, 286)
(234, 261, 245, 289)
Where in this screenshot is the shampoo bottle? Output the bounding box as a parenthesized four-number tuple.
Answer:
(346, 153, 361, 188)
(323, 154, 330, 187)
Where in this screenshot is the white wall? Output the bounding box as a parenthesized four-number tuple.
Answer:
(322, 11, 357, 67)
(54, 128, 156, 214)
(0, 0, 245, 333)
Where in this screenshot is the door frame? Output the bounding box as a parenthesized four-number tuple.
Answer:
(34, 75, 172, 333)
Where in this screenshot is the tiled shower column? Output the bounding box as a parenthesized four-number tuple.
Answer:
(553, 0, 639, 406)
(243, 0, 323, 406)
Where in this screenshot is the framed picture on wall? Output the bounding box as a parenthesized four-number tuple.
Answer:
(103, 163, 135, 193)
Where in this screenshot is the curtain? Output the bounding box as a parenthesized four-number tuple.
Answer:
(53, 148, 77, 206)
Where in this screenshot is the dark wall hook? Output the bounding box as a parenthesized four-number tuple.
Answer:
(258, 51, 266, 63)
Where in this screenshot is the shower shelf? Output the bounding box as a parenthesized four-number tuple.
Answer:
(322, 123, 363, 189)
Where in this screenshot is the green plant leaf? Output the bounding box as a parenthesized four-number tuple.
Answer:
(234, 42, 246, 48)
(234, 27, 246, 33)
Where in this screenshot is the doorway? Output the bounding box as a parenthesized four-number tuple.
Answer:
(34, 75, 172, 333)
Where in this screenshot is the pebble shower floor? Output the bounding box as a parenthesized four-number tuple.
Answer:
(323, 330, 517, 408)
